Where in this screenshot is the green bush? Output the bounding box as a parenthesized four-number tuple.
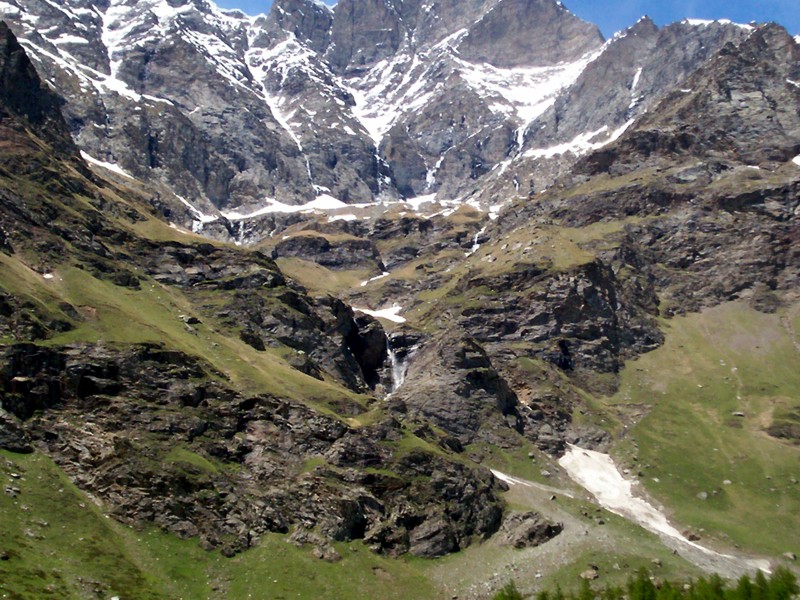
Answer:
(494, 580, 524, 600)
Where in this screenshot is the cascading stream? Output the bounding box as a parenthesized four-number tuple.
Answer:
(385, 337, 414, 396)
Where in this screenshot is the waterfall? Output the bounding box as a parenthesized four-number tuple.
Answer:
(465, 225, 488, 257)
(386, 335, 414, 396)
(388, 346, 407, 393)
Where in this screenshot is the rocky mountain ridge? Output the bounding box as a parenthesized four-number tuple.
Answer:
(0, 0, 775, 243)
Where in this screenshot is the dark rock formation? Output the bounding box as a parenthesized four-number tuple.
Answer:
(495, 511, 563, 548)
(0, 342, 503, 557)
(397, 335, 522, 445)
(0, 21, 76, 155)
(0, 409, 32, 453)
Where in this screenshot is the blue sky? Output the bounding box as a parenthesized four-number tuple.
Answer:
(214, 0, 800, 38)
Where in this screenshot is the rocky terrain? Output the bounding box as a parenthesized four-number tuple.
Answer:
(1, 1, 800, 599)
(0, 0, 773, 242)
(0, 21, 510, 566)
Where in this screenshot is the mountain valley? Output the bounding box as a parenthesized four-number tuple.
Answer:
(0, 0, 799, 598)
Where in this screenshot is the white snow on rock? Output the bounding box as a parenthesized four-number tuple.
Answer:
(490, 469, 575, 499)
(360, 272, 390, 287)
(345, 29, 599, 146)
(524, 118, 634, 159)
(80, 151, 134, 179)
(792, 155, 800, 167)
(329, 213, 358, 222)
(352, 304, 406, 324)
(682, 18, 753, 30)
(173, 194, 219, 226)
(221, 195, 349, 221)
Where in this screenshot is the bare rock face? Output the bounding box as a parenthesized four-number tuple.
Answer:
(326, 0, 405, 75)
(0, 0, 605, 234)
(397, 335, 523, 445)
(577, 24, 800, 176)
(3, 0, 780, 243)
(458, 0, 603, 67)
(524, 18, 752, 153)
(261, 0, 333, 55)
(0, 21, 76, 155)
(272, 234, 385, 272)
(0, 341, 504, 558)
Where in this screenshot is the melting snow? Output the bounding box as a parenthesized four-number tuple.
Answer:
(559, 445, 771, 573)
(490, 469, 575, 499)
(173, 194, 219, 226)
(631, 66, 643, 92)
(353, 304, 406, 324)
(221, 195, 348, 221)
(403, 194, 438, 210)
(80, 151, 134, 178)
(360, 272, 390, 287)
(329, 213, 358, 222)
(524, 118, 634, 159)
(559, 445, 688, 540)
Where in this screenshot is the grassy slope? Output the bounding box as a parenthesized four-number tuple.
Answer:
(0, 252, 369, 414)
(0, 450, 436, 600)
(606, 301, 800, 557)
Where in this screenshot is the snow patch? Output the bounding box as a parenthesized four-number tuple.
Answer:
(489, 469, 575, 499)
(682, 18, 753, 30)
(792, 155, 800, 167)
(80, 151, 134, 179)
(353, 304, 406, 324)
(329, 213, 358, 222)
(360, 272, 390, 287)
(559, 445, 687, 540)
(0, 2, 22, 17)
(221, 195, 348, 221)
(173, 194, 219, 226)
(524, 118, 634, 159)
(631, 67, 643, 92)
(559, 445, 771, 573)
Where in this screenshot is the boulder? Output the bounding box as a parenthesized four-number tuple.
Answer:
(0, 409, 33, 453)
(495, 512, 563, 549)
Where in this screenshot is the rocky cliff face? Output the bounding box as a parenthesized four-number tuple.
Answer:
(2, 0, 773, 243)
(0, 0, 673, 238)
